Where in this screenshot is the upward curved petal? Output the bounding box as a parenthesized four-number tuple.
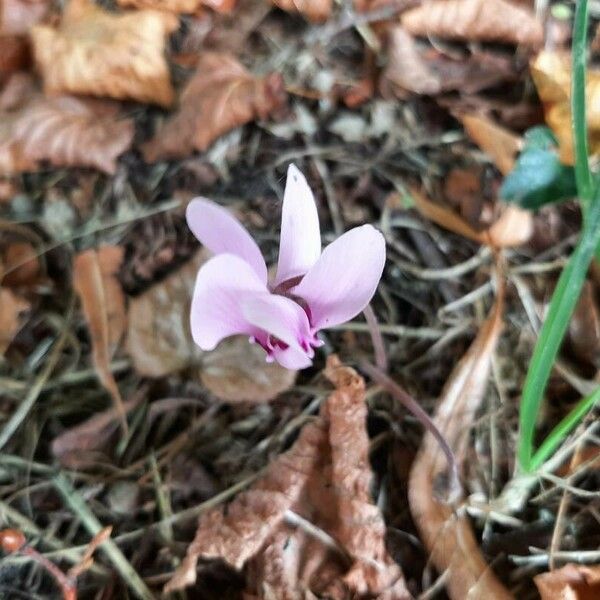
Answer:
(273, 164, 321, 287)
(187, 198, 267, 283)
(294, 225, 386, 330)
(190, 254, 269, 351)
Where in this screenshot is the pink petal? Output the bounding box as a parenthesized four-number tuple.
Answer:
(242, 294, 314, 369)
(190, 254, 269, 351)
(294, 225, 386, 330)
(273, 165, 321, 287)
(187, 198, 267, 283)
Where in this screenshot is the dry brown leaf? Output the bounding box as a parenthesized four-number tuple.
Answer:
(1, 241, 40, 287)
(530, 51, 600, 165)
(408, 293, 512, 600)
(1, 0, 50, 34)
(141, 52, 287, 161)
(0, 286, 29, 354)
(401, 0, 542, 47)
(0, 89, 134, 175)
(411, 187, 533, 248)
(31, 0, 177, 106)
(117, 0, 234, 13)
(166, 356, 410, 598)
(73, 246, 127, 430)
(127, 250, 296, 402)
(535, 564, 600, 600)
(0, 36, 29, 83)
(459, 112, 522, 176)
(568, 280, 600, 370)
(271, 0, 331, 22)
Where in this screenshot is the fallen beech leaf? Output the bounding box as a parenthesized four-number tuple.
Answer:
(535, 564, 600, 600)
(1, 0, 50, 34)
(127, 250, 296, 402)
(116, 0, 235, 14)
(271, 0, 331, 22)
(73, 246, 127, 430)
(31, 0, 177, 106)
(166, 356, 410, 598)
(0, 92, 134, 175)
(411, 187, 533, 248)
(141, 52, 286, 161)
(0, 287, 29, 354)
(530, 51, 600, 165)
(401, 0, 542, 47)
(408, 293, 512, 600)
(568, 280, 600, 369)
(459, 113, 522, 176)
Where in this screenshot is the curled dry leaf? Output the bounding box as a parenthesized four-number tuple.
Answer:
(271, 0, 331, 23)
(530, 51, 600, 165)
(458, 112, 522, 176)
(166, 356, 410, 598)
(408, 293, 512, 600)
(126, 250, 296, 402)
(1, 0, 50, 34)
(401, 0, 542, 47)
(31, 0, 177, 106)
(73, 246, 128, 430)
(534, 564, 600, 600)
(410, 187, 533, 248)
(0, 287, 29, 355)
(0, 89, 134, 175)
(142, 52, 287, 161)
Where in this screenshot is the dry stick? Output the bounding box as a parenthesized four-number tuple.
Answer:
(362, 303, 388, 372)
(360, 361, 460, 497)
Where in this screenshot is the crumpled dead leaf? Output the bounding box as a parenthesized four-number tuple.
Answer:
(116, 0, 235, 15)
(73, 246, 128, 431)
(1, 0, 50, 34)
(458, 112, 522, 176)
(401, 0, 542, 47)
(166, 356, 410, 598)
(408, 292, 512, 600)
(0, 287, 29, 355)
(530, 51, 600, 165)
(271, 0, 331, 22)
(410, 187, 533, 248)
(0, 83, 135, 174)
(31, 0, 177, 106)
(141, 52, 286, 161)
(0, 36, 30, 83)
(534, 564, 600, 600)
(127, 250, 296, 402)
(381, 26, 517, 98)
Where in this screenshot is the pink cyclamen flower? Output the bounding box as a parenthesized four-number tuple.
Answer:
(187, 164, 386, 369)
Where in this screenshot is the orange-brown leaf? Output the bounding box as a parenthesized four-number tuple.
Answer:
(401, 0, 542, 47)
(534, 564, 600, 600)
(0, 0, 50, 35)
(73, 246, 127, 428)
(1, 241, 39, 287)
(408, 294, 512, 600)
(31, 0, 177, 106)
(0, 286, 28, 354)
(0, 36, 29, 83)
(271, 0, 331, 22)
(142, 52, 287, 161)
(0, 84, 134, 175)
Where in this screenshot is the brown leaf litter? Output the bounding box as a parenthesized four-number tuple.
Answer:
(534, 564, 600, 600)
(271, 0, 331, 23)
(408, 288, 512, 599)
(73, 246, 128, 432)
(31, 0, 177, 106)
(0, 73, 134, 175)
(165, 356, 411, 598)
(126, 249, 296, 402)
(116, 0, 235, 14)
(401, 0, 543, 47)
(141, 52, 287, 161)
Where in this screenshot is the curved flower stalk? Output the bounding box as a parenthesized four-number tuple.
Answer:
(187, 164, 386, 369)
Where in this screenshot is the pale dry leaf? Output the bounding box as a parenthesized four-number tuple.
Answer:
(0, 286, 29, 354)
(73, 246, 127, 429)
(534, 564, 600, 600)
(408, 293, 512, 600)
(458, 112, 522, 176)
(142, 52, 287, 161)
(117, 0, 234, 14)
(410, 187, 532, 248)
(31, 0, 177, 106)
(530, 51, 600, 164)
(0, 92, 134, 175)
(271, 0, 331, 23)
(1, 0, 50, 34)
(402, 0, 542, 47)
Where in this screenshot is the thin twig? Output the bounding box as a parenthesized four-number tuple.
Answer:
(363, 304, 388, 372)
